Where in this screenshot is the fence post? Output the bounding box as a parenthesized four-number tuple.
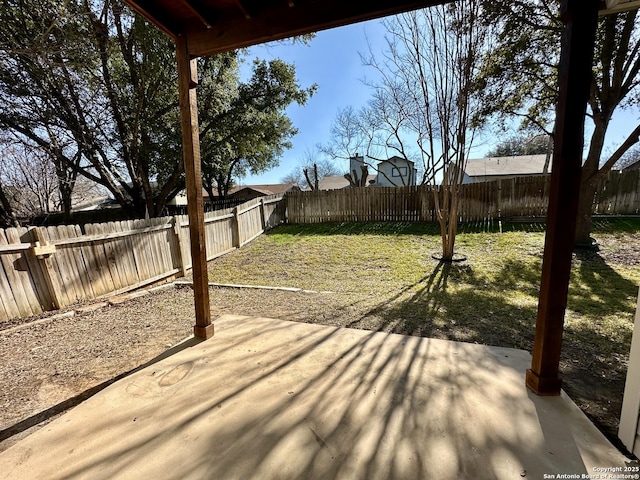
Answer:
(497, 179, 502, 220)
(232, 206, 241, 248)
(260, 198, 267, 230)
(32, 227, 64, 310)
(172, 216, 187, 277)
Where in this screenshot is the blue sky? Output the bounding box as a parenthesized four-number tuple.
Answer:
(238, 20, 388, 185)
(237, 18, 640, 186)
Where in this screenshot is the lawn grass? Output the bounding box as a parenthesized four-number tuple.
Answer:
(208, 218, 640, 448)
(210, 219, 639, 347)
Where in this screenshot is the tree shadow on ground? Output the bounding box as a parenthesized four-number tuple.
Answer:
(568, 249, 638, 332)
(339, 247, 637, 452)
(11, 315, 602, 480)
(345, 259, 539, 351)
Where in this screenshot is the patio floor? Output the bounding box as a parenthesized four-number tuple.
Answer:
(0, 314, 630, 479)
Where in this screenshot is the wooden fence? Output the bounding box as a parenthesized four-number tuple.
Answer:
(593, 169, 640, 214)
(0, 194, 285, 321)
(286, 170, 640, 224)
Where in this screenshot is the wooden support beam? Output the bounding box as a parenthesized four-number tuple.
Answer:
(526, 0, 599, 395)
(176, 35, 214, 340)
(123, 0, 181, 38)
(185, 0, 452, 57)
(183, 0, 217, 28)
(233, 0, 254, 19)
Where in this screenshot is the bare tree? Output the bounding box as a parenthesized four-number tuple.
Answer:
(330, 2, 490, 260)
(0, 135, 105, 221)
(281, 149, 340, 190)
(0, 138, 60, 218)
(322, 107, 414, 187)
(615, 143, 640, 170)
(402, 3, 489, 260)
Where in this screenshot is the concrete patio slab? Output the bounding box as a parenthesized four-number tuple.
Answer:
(0, 315, 630, 479)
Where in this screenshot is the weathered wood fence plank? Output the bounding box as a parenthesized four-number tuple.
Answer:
(285, 170, 639, 224)
(0, 194, 285, 322)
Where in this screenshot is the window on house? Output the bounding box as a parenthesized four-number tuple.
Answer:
(392, 167, 407, 177)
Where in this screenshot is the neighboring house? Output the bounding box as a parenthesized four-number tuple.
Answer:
(462, 154, 551, 184)
(170, 183, 298, 205)
(318, 155, 416, 190)
(228, 183, 300, 200)
(318, 174, 377, 190)
(167, 188, 210, 206)
(71, 195, 119, 212)
(376, 156, 417, 187)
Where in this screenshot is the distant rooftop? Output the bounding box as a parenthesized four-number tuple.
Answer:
(318, 175, 378, 190)
(465, 154, 550, 177)
(227, 183, 297, 196)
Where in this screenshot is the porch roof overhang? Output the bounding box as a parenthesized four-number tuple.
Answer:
(124, 0, 451, 57)
(124, 0, 638, 57)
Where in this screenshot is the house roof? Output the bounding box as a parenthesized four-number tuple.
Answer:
(318, 175, 377, 190)
(228, 183, 297, 196)
(465, 154, 550, 177)
(622, 158, 640, 171)
(378, 156, 415, 167)
(602, 0, 640, 15)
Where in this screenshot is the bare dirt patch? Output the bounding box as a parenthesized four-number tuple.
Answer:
(0, 284, 347, 452)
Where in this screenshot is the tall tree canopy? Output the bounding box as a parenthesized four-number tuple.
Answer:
(0, 0, 313, 217)
(0, 0, 92, 219)
(199, 57, 315, 199)
(485, 134, 551, 158)
(478, 0, 640, 246)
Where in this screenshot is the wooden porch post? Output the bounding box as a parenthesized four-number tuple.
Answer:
(525, 0, 598, 395)
(176, 35, 214, 340)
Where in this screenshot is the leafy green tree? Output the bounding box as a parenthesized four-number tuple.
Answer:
(0, 0, 181, 218)
(0, 0, 91, 220)
(486, 134, 551, 158)
(0, 0, 313, 216)
(0, 180, 18, 228)
(478, 1, 640, 246)
(199, 58, 315, 198)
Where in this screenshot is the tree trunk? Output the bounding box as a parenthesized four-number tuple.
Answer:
(61, 190, 73, 223)
(574, 179, 596, 246)
(433, 185, 457, 262)
(58, 178, 74, 223)
(0, 183, 19, 228)
(574, 117, 606, 247)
